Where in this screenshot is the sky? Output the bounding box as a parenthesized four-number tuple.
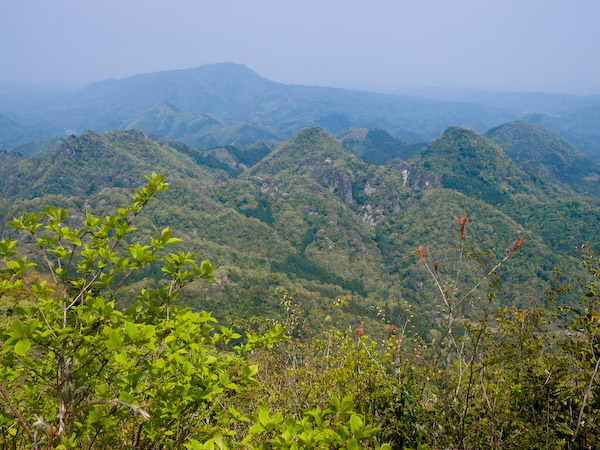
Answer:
(1, 0, 599, 95)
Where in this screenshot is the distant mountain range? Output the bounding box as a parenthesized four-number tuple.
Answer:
(2, 63, 600, 160)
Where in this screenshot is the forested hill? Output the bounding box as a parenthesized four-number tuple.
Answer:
(0, 129, 215, 199)
(1, 125, 599, 337)
(486, 120, 600, 197)
(416, 126, 550, 205)
(337, 128, 425, 164)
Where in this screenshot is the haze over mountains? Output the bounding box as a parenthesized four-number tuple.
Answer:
(2, 63, 600, 161)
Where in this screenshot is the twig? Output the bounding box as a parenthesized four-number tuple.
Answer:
(458, 255, 510, 307)
(571, 352, 600, 445)
(68, 399, 150, 421)
(0, 382, 35, 442)
(20, 282, 58, 339)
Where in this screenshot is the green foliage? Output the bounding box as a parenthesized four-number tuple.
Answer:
(245, 235, 600, 450)
(237, 396, 389, 450)
(0, 173, 387, 450)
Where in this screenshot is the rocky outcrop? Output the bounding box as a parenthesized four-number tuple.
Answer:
(311, 167, 354, 204)
(389, 161, 441, 189)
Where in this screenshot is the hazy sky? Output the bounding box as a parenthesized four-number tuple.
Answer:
(1, 0, 599, 94)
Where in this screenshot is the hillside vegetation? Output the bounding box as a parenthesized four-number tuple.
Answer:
(1, 125, 599, 339)
(1, 171, 600, 449)
(486, 120, 600, 197)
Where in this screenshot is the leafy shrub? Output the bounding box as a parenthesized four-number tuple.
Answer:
(0, 174, 386, 450)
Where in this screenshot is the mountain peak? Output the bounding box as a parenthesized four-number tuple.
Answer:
(190, 62, 254, 74)
(338, 127, 425, 163)
(486, 120, 584, 162)
(486, 120, 600, 196)
(439, 125, 480, 139)
(292, 126, 331, 141)
(252, 127, 360, 178)
(183, 62, 266, 84)
(416, 127, 542, 204)
(427, 126, 503, 157)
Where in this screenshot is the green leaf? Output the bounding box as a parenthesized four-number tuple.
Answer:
(556, 424, 575, 436)
(125, 322, 138, 340)
(14, 339, 31, 356)
(11, 319, 26, 339)
(213, 434, 227, 449)
(349, 415, 363, 436)
(106, 329, 124, 350)
(184, 439, 203, 450)
(114, 351, 128, 365)
(200, 260, 216, 279)
(218, 371, 230, 386)
(45, 206, 69, 223)
(257, 406, 271, 426)
(347, 438, 359, 450)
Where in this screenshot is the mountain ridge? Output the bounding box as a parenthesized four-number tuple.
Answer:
(0, 63, 519, 150)
(1, 125, 599, 331)
(2, 63, 600, 159)
(486, 121, 600, 197)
